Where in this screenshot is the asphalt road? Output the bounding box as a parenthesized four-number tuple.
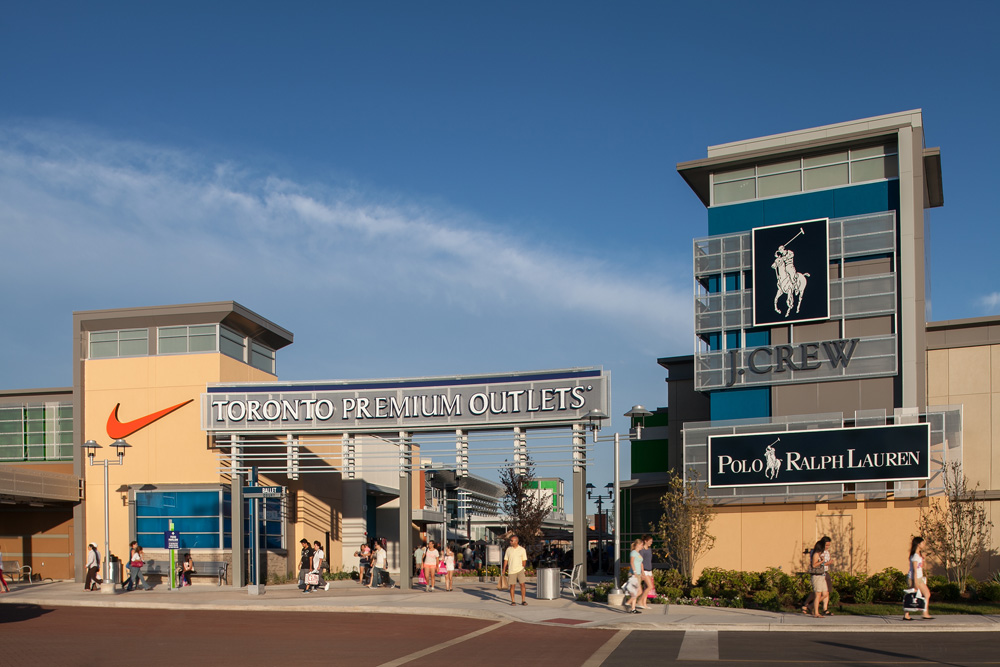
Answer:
(2, 605, 999, 667)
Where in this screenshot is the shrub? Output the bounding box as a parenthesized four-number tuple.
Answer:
(937, 582, 961, 602)
(865, 568, 906, 602)
(760, 567, 795, 595)
(854, 585, 874, 604)
(688, 586, 704, 599)
(653, 568, 687, 592)
(975, 581, 1000, 602)
(927, 574, 949, 589)
(830, 572, 862, 600)
(752, 589, 780, 612)
(717, 588, 740, 600)
(664, 586, 684, 601)
(828, 588, 840, 607)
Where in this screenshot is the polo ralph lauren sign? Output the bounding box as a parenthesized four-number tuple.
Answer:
(752, 218, 830, 327)
(708, 423, 930, 488)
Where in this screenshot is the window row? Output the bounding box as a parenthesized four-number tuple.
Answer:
(712, 142, 899, 206)
(0, 402, 74, 462)
(134, 489, 284, 550)
(89, 325, 275, 373)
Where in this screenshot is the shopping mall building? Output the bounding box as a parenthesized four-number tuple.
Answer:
(625, 109, 1000, 577)
(0, 301, 607, 585)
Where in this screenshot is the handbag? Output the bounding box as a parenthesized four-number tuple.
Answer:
(807, 565, 825, 575)
(437, 561, 447, 575)
(305, 572, 320, 586)
(133, 560, 145, 569)
(497, 574, 508, 590)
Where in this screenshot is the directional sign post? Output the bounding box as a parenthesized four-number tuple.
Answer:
(243, 470, 285, 596)
(164, 522, 180, 591)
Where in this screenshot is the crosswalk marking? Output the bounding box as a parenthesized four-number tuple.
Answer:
(582, 629, 631, 666)
(677, 629, 720, 661)
(376, 620, 510, 667)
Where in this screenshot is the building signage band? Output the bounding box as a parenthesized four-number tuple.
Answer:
(202, 369, 609, 433)
(707, 423, 930, 488)
(752, 218, 830, 327)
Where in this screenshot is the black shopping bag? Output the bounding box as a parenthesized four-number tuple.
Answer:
(903, 589, 926, 612)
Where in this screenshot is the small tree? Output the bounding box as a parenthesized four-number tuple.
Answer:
(499, 454, 551, 557)
(917, 462, 994, 593)
(654, 468, 715, 583)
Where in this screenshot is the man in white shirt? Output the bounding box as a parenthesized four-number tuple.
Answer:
(371, 541, 396, 588)
(502, 535, 528, 606)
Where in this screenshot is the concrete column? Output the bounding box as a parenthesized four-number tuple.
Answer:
(572, 423, 587, 586)
(398, 431, 412, 590)
(231, 436, 244, 588)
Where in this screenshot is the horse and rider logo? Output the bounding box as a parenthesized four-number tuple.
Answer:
(753, 219, 830, 327)
(764, 439, 782, 480)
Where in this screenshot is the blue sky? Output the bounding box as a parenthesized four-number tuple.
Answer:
(2, 2, 998, 512)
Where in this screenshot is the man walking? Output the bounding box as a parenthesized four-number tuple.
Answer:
(501, 535, 528, 606)
(84, 543, 102, 591)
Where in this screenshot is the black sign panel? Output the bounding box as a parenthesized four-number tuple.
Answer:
(752, 218, 830, 326)
(708, 423, 930, 488)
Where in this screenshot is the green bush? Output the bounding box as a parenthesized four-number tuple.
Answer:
(830, 572, 863, 600)
(760, 567, 796, 595)
(718, 588, 740, 600)
(697, 568, 760, 597)
(927, 574, 949, 589)
(687, 586, 704, 599)
(865, 568, 906, 602)
(653, 568, 687, 592)
(975, 581, 1000, 602)
(752, 589, 781, 612)
(828, 588, 840, 607)
(937, 582, 961, 602)
(854, 585, 874, 604)
(664, 587, 684, 601)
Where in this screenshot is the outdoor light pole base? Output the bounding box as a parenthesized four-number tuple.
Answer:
(99, 583, 117, 595)
(247, 583, 265, 596)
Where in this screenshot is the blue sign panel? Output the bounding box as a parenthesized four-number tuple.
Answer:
(243, 485, 283, 498)
(708, 423, 930, 488)
(164, 530, 181, 550)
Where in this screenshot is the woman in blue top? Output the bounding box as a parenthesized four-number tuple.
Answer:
(626, 538, 644, 614)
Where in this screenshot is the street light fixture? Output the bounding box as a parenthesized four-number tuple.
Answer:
(82, 438, 131, 593)
(582, 405, 651, 594)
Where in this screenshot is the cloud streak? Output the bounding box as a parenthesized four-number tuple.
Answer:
(0, 124, 690, 386)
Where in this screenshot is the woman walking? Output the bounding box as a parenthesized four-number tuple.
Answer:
(85, 543, 102, 591)
(806, 538, 828, 618)
(802, 536, 832, 615)
(626, 538, 644, 614)
(422, 540, 440, 591)
(904, 536, 933, 620)
(444, 544, 455, 591)
(129, 544, 150, 591)
(0, 546, 10, 592)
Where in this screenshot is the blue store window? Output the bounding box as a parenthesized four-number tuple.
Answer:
(222, 493, 285, 550)
(135, 490, 223, 549)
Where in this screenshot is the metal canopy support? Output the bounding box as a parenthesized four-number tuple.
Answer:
(286, 434, 299, 480)
(455, 429, 468, 478)
(513, 426, 527, 477)
(572, 423, 587, 588)
(344, 433, 356, 480)
(398, 431, 412, 590)
(231, 435, 245, 588)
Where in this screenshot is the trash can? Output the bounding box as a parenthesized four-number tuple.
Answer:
(535, 567, 560, 600)
(107, 555, 120, 586)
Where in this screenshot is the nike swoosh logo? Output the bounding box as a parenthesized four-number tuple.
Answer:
(106, 399, 194, 439)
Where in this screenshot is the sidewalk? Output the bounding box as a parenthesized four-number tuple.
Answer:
(2, 578, 998, 633)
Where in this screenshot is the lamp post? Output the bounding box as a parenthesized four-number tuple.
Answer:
(586, 482, 614, 574)
(82, 438, 131, 593)
(582, 405, 651, 594)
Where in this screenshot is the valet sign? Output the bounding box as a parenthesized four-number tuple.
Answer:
(202, 368, 609, 432)
(708, 423, 930, 488)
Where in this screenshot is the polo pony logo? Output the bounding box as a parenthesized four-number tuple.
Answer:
(764, 439, 782, 480)
(771, 227, 810, 317)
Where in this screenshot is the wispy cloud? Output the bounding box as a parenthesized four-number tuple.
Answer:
(977, 292, 1000, 314)
(0, 124, 690, 386)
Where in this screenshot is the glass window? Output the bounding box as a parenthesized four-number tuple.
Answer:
(757, 171, 800, 198)
(158, 324, 219, 355)
(189, 324, 217, 352)
(714, 178, 755, 205)
(220, 326, 245, 362)
(803, 151, 848, 168)
(757, 158, 799, 176)
(158, 326, 188, 354)
(250, 342, 275, 374)
(89, 329, 148, 358)
(851, 156, 898, 183)
(135, 490, 224, 550)
(714, 166, 755, 183)
(0, 402, 73, 462)
(804, 163, 849, 191)
(851, 143, 892, 159)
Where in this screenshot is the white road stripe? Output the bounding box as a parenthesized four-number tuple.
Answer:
(377, 620, 510, 667)
(677, 629, 720, 661)
(581, 629, 631, 667)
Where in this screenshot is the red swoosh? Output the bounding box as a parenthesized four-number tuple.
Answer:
(107, 399, 194, 439)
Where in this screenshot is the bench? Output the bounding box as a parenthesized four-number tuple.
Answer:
(1, 560, 33, 585)
(138, 559, 229, 586)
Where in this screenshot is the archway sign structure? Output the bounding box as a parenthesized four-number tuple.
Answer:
(201, 368, 610, 591)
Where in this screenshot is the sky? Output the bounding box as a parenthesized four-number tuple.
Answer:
(2, 1, 998, 516)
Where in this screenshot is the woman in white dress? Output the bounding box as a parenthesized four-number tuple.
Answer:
(903, 536, 933, 620)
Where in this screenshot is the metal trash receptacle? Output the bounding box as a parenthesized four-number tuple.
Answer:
(536, 567, 560, 600)
(107, 556, 120, 586)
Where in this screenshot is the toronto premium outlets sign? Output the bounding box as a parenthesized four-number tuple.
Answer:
(707, 423, 930, 488)
(202, 368, 610, 432)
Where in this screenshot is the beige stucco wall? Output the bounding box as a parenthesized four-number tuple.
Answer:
(696, 499, 927, 580)
(81, 352, 279, 568)
(926, 344, 1000, 574)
